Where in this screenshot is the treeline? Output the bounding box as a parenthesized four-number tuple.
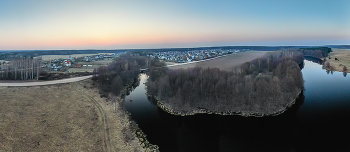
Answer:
(297, 47, 332, 58)
(0, 50, 125, 60)
(0, 57, 42, 80)
(92, 53, 150, 96)
(147, 51, 304, 115)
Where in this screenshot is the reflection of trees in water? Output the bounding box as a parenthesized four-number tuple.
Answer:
(154, 91, 305, 152)
(343, 72, 347, 77)
(305, 56, 323, 65)
(147, 96, 158, 105)
(326, 70, 334, 75)
(299, 61, 305, 70)
(124, 77, 140, 96)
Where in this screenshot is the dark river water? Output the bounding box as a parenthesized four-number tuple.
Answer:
(124, 59, 350, 152)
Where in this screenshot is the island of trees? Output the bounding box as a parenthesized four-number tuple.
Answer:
(147, 51, 304, 116)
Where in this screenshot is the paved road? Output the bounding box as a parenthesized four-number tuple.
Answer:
(0, 75, 93, 87)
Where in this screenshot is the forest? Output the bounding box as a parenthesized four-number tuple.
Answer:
(147, 51, 304, 115)
(297, 47, 332, 58)
(92, 53, 150, 97)
(0, 50, 125, 60)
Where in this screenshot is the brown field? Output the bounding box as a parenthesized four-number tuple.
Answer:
(68, 60, 113, 73)
(78, 60, 113, 66)
(168, 51, 269, 71)
(39, 54, 100, 60)
(323, 49, 350, 73)
(66, 68, 94, 73)
(0, 80, 147, 151)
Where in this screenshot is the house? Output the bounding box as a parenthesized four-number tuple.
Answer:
(64, 60, 71, 67)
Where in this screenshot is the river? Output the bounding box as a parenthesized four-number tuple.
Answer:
(124, 59, 350, 152)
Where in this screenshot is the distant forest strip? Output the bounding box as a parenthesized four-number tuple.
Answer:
(0, 50, 126, 60)
(147, 51, 304, 116)
(297, 47, 332, 58)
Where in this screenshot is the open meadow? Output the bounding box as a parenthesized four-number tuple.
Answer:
(38, 54, 100, 60)
(168, 51, 269, 71)
(323, 49, 350, 72)
(0, 80, 147, 151)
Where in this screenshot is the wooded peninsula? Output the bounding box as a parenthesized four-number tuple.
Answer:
(147, 51, 305, 116)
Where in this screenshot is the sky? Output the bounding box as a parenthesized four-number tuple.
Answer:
(0, 0, 349, 50)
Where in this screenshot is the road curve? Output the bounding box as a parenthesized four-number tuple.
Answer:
(0, 75, 93, 87)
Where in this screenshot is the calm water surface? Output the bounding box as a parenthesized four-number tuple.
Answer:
(125, 60, 350, 152)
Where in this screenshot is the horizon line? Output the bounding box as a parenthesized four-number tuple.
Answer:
(1, 44, 348, 52)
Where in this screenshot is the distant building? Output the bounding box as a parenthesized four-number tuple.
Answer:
(64, 61, 71, 67)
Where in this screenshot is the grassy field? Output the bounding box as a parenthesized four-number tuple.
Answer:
(67, 68, 94, 73)
(168, 51, 269, 71)
(39, 54, 100, 60)
(0, 80, 148, 151)
(67, 60, 114, 73)
(323, 49, 350, 73)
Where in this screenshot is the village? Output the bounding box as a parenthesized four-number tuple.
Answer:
(41, 53, 118, 73)
(0, 48, 249, 78)
(150, 48, 248, 63)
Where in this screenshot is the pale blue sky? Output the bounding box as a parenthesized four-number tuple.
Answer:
(0, 0, 349, 50)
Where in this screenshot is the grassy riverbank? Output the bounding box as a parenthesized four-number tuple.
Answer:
(322, 49, 350, 73)
(0, 79, 156, 151)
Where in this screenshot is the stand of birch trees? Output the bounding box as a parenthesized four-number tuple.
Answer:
(0, 57, 41, 80)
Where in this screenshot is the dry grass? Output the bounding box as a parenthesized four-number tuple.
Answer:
(67, 68, 94, 73)
(77, 60, 113, 66)
(39, 54, 100, 60)
(74, 80, 153, 152)
(323, 49, 350, 72)
(168, 51, 269, 71)
(0, 80, 147, 151)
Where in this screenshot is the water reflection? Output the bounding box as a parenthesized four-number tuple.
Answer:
(125, 74, 305, 152)
(163, 91, 305, 152)
(304, 56, 323, 65)
(125, 60, 350, 151)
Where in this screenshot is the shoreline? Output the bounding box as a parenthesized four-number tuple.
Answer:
(83, 79, 159, 151)
(149, 90, 302, 117)
(321, 58, 350, 74)
(118, 79, 159, 151)
(321, 66, 349, 74)
(319, 50, 350, 73)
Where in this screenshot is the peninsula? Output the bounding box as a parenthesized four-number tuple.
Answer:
(147, 51, 304, 116)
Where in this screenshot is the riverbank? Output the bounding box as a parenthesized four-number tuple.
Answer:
(322, 49, 350, 73)
(149, 90, 302, 117)
(80, 79, 159, 152)
(0, 79, 156, 151)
